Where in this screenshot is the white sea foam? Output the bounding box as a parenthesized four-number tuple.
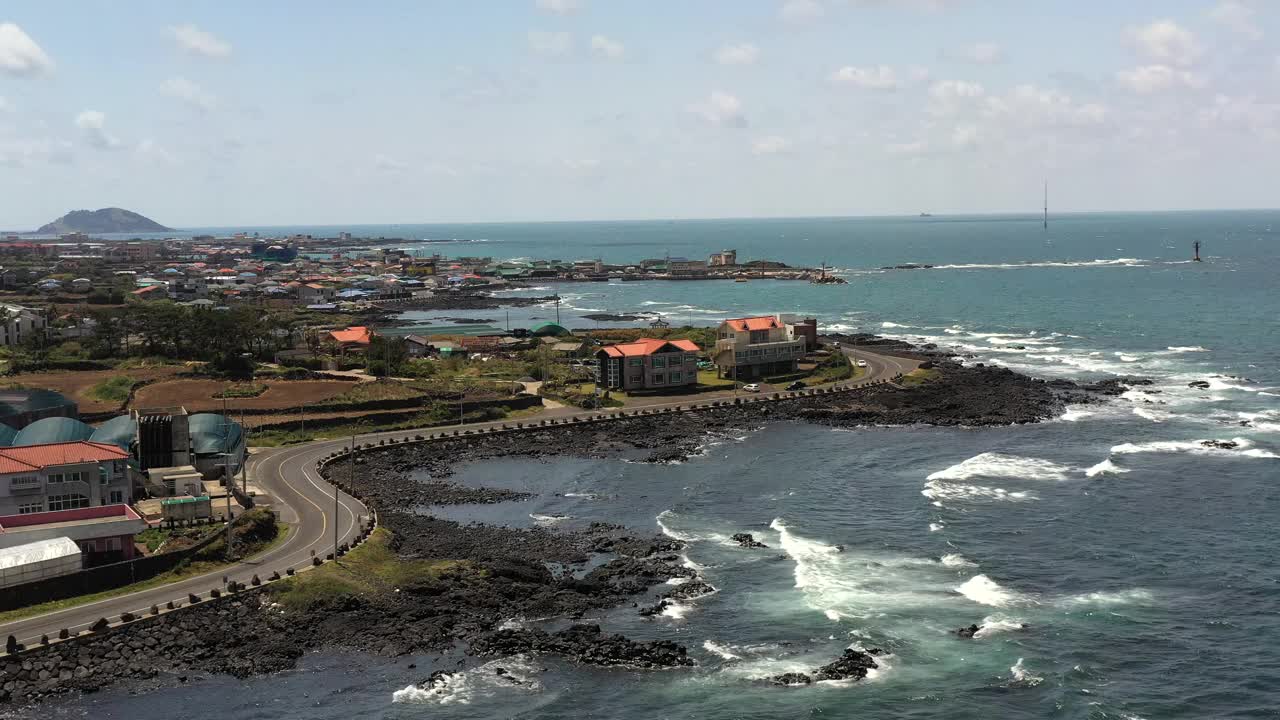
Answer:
(661, 601, 692, 619)
(927, 453, 1075, 482)
(1117, 354, 1140, 363)
(973, 614, 1027, 638)
(941, 553, 977, 568)
(824, 609, 843, 621)
(1059, 407, 1095, 422)
(1058, 588, 1154, 607)
(1165, 345, 1209, 353)
(956, 574, 1025, 607)
(881, 321, 911, 328)
(655, 510, 732, 544)
(528, 513, 571, 525)
(1132, 406, 1172, 423)
(929, 522, 945, 532)
(1009, 658, 1043, 686)
(1110, 437, 1278, 459)
(392, 656, 542, 705)
(931, 258, 1146, 270)
(703, 640, 740, 660)
(922, 483, 1035, 504)
(1084, 459, 1128, 478)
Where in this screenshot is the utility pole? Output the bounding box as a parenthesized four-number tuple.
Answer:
(222, 397, 234, 560)
(555, 296, 561, 326)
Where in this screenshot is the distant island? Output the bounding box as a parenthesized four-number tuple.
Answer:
(37, 208, 171, 235)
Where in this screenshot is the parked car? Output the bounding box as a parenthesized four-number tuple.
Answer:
(785, 380, 806, 391)
(856, 360, 868, 368)
(742, 383, 761, 393)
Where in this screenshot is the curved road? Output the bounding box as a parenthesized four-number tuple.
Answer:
(0, 344, 913, 646)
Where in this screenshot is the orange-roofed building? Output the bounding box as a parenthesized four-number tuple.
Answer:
(0, 441, 133, 518)
(595, 338, 700, 392)
(713, 314, 815, 379)
(328, 326, 375, 352)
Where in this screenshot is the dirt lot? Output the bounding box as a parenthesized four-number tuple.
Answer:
(1, 366, 186, 414)
(130, 379, 359, 413)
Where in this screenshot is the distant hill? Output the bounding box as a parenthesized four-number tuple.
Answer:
(37, 208, 171, 235)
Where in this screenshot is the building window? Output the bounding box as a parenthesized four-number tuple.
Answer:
(17, 502, 43, 514)
(652, 373, 665, 384)
(652, 357, 666, 369)
(670, 371, 682, 382)
(628, 358, 643, 367)
(47, 473, 64, 484)
(110, 490, 124, 504)
(10, 475, 39, 488)
(47, 494, 90, 511)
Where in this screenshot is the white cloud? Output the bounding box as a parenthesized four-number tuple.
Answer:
(715, 43, 760, 66)
(1130, 20, 1201, 67)
(137, 138, 178, 164)
(952, 42, 1003, 64)
(927, 79, 984, 115)
(0, 23, 54, 76)
(161, 76, 216, 111)
(0, 138, 73, 168)
(1116, 64, 1204, 93)
(75, 110, 122, 150)
(830, 65, 898, 90)
(952, 124, 979, 148)
(373, 154, 408, 171)
(689, 91, 747, 128)
(1208, 1, 1261, 39)
(528, 30, 572, 56)
(985, 85, 1109, 127)
(0, 97, 10, 113)
(752, 135, 791, 154)
(536, 0, 583, 15)
(885, 140, 928, 156)
(1199, 94, 1280, 138)
(590, 35, 624, 60)
(780, 0, 824, 24)
(168, 23, 232, 59)
(562, 157, 602, 173)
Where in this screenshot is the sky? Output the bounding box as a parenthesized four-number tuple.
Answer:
(1, 0, 1278, 228)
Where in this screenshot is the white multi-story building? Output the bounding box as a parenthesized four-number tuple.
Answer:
(0, 304, 46, 347)
(712, 314, 810, 379)
(0, 441, 133, 517)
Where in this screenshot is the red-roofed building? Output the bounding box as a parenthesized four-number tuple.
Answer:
(0, 441, 133, 518)
(0, 504, 148, 565)
(328, 326, 374, 351)
(129, 284, 167, 302)
(596, 338, 700, 392)
(713, 314, 814, 379)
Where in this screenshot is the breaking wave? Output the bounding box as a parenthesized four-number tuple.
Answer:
(956, 574, 1026, 607)
(926, 453, 1075, 482)
(930, 258, 1146, 270)
(1058, 588, 1155, 607)
(1084, 459, 1129, 478)
(941, 553, 977, 568)
(392, 656, 542, 705)
(1110, 437, 1278, 459)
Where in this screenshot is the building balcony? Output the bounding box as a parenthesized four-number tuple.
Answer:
(44, 479, 92, 498)
(9, 482, 43, 495)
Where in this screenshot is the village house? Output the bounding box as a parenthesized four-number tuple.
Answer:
(299, 283, 335, 304)
(0, 441, 134, 517)
(0, 304, 46, 347)
(596, 338, 700, 392)
(712, 314, 815, 379)
(129, 284, 168, 302)
(328, 326, 375, 353)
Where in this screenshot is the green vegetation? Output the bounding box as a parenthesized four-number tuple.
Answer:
(212, 382, 268, 399)
(249, 404, 512, 447)
(87, 375, 136, 404)
(269, 528, 477, 612)
(696, 369, 735, 388)
(0, 510, 288, 625)
(900, 367, 942, 386)
(316, 379, 424, 405)
(808, 351, 855, 383)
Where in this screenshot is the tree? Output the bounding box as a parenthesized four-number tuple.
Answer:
(366, 335, 408, 377)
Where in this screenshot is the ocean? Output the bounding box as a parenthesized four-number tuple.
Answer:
(24, 212, 1280, 719)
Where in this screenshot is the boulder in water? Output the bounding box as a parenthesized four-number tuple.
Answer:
(731, 533, 768, 549)
(769, 648, 879, 685)
(1188, 380, 1211, 389)
(955, 624, 980, 639)
(1201, 439, 1239, 450)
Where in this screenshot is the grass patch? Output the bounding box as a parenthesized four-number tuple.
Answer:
(212, 382, 268, 399)
(808, 352, 855, 384)
(0, 513, 289, 625)
(87, 375, 136, 404)
(900, 367, 942, 386)
(249, 405, 510, 447)
(696, 370, 735, 388)
(316, 380, 425, 406)
(269, 528, 476, 612)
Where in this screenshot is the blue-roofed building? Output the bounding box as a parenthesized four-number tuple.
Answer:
(11, 417, 94, 447)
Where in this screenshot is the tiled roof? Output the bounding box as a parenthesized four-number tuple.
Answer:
(600, 338, 700, 358)
(724, 316, 779, 332)
(0, 441, 129, 474)
(329, 326, 373, 345)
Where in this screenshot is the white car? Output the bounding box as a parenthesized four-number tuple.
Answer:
(856, 360, 868, 368)
(742, 383, 761, 393)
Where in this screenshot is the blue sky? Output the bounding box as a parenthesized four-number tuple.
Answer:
(1, 1, 1278, 227)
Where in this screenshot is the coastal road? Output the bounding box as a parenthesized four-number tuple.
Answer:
(0, 345, 912, 647)
(0, 443, 370, 647)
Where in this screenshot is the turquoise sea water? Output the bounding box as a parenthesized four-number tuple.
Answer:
(28, 212, 1280, 719)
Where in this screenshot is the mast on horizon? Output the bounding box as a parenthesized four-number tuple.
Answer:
(1193, 240, 1202, 262)
(1043, 180, 1048, 230)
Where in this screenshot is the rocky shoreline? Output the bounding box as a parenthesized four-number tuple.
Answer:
(0, 342, 1143, 705)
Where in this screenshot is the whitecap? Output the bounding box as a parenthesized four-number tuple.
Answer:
(1084, 459, 1128, 478)
(922, 482, 1035, 504)
(392, 656, 542, 705)
(1110, 437, 1278, 459)
(1165, 345, 1208, 353)
(703, 640, 740, 660)
(956, 574, 1025, 607)
(528, 513, 571, 525)
(929, 522, 945, 532)
(881, 321, 910, 328)
(1059, 407, 1094, 422)
(973, 614, 1027, 638)
(1009, 658, 1043, 686)
(926, 452, 1075, 482)
(941, 553, 977, 568)
(1058, 588, 1154, 607)
(1131, 406, 1171, 423)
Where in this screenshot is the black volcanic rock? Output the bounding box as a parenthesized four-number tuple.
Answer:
(38, 208, 171, 234)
